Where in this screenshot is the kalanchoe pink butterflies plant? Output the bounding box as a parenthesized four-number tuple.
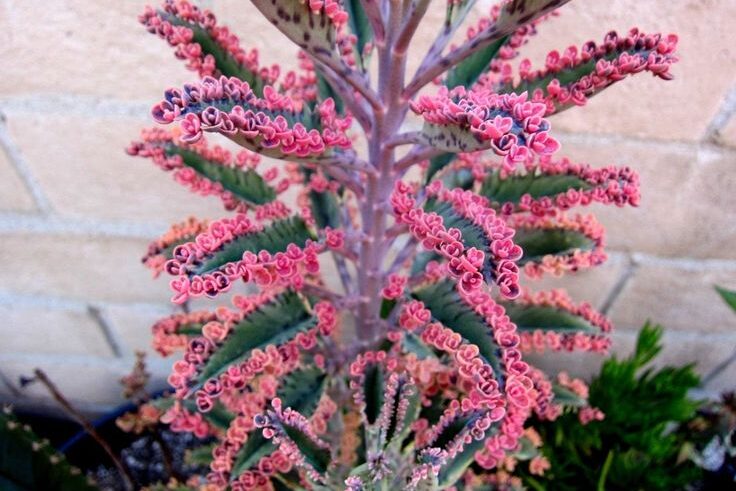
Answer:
(125, 0, 677, 488)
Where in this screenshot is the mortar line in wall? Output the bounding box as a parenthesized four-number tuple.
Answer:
(0, 212, 167, 239)
(0, 95, 150, 118)
(0, 290, 173, 314)
(630, 252, 736, 272)
(599, 254, 637, 315)
(2, 94, 735, 155)
(87, 306, 125, 358)
(701, 348, 736, 388)
(703, 84, 736, 142)
(555, 130, 736, 156)
(0, 115, 53, 213)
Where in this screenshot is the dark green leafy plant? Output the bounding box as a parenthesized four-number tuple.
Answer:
(0, 406, 98, 491)
(517, 324, 703, 491)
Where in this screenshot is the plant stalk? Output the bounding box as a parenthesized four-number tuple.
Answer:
(32, 369, 136, 491)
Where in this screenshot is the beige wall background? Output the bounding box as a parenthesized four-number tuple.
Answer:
(0, 0, 735, 414)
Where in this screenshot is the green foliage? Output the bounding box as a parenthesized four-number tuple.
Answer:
(514, 227, 595, 265)
(412, 280, 503, 381)
(444, 37, 508, 89)
(715, 285, 736, 312)
(502, 302, 597, 334)
(194, 216, 315, 275)
(166, 145, 277, 206)
(195, 291, 317, 387)
(159, 10, 265, 94)
(343, 0, 373, 70)
(520, 323, 703, 490)
(480, 170, 592, 205)
(423, 198, 495, 280)
(0, 407, 98, 491)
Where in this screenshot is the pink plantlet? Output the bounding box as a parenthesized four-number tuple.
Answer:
(129, 0, 679, 487)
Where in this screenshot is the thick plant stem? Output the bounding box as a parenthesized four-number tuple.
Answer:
(356, 0, 407, 343)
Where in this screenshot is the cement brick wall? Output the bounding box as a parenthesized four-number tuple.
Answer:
(1, 0, 735, 414)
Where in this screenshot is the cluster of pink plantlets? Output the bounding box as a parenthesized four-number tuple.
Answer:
(124, 0, 678, 488)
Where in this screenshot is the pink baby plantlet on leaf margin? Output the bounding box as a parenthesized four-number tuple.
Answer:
(125, 0, 677, 488)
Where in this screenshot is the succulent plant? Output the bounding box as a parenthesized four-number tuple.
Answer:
(126, 0, 679, 488)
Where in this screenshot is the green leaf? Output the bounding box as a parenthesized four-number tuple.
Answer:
(186, 443, 217, 466)
(715, 285, 736, 313)
(277, 367, 328, 415)
(362, 362, 385, 426)
(281, 423, 331, 476)
(166, 145, 277, 206)
(315, 70, 344, 114)
(424, 198, 495, 281)
(501, 302, 597, 334)
(159, 11, 265, 95)
(514, 227, 595, 265)
(436, 411, 495, 487)
(412, 280, 504, 383)
(195, 291, 317, 387)
(385, 377, 421, 448)
(444, 36, 508, 89)
(402, 332, 437, 360)
(495, 0, 570, 35)
(151, 396, 235, 430)
(552, 384, 587, 408)
(502, 33, 664, 112)
(193, 216, 315, 276)
(343, 0, 373, 70)
(251, 0, 339, 65)
(230, 433, 277, 480)
(480, 170, 592, 205)
(0, 409, 98, 491)
(425, 153, 456, 183)
(512, 435, 540, 460)
(308, 189, 341, 230)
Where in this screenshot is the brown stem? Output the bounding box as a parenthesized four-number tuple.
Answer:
(32, 369, 136, 491)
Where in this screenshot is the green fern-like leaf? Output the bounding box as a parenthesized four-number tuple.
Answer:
(195, 291, 317, 387)
(0, 408, 98, 491)
(412, 280, 504, 382)
(193, 216, 315, 276)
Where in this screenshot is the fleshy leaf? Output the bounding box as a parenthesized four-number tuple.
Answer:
(433, 410, 493, 487)
(514, 227, 595, 266)
(481, 170, 591, 205)
(230, 367, 327, 480)
(715, 285, 736, 313)
(445, 36, 508, 89)
(309, 189, 341, 229)
(344, 0, 373, 69)
(167, 145, 277, 206)
(151, 395, 235, 430)
(193, 216, 315, 276)
(250, 0, 342, 64)
(412, 280, 503, 381)
(281, 424, 331, 476)
(196, 291, 317, 385)
(552, 384, 587, 408)
(495, 0, 570, 33)
(502, 28, 678, 113)
(362, 362, 385, 426)
(158, 11, 265, 91)
(425, 153, 456, 183)
(501, 302, 597, 333)
(411, 88, 558, 172)
(0, 408, 97, 491)
(186, 443, 217, 466)
(424, 198, 495, 281)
